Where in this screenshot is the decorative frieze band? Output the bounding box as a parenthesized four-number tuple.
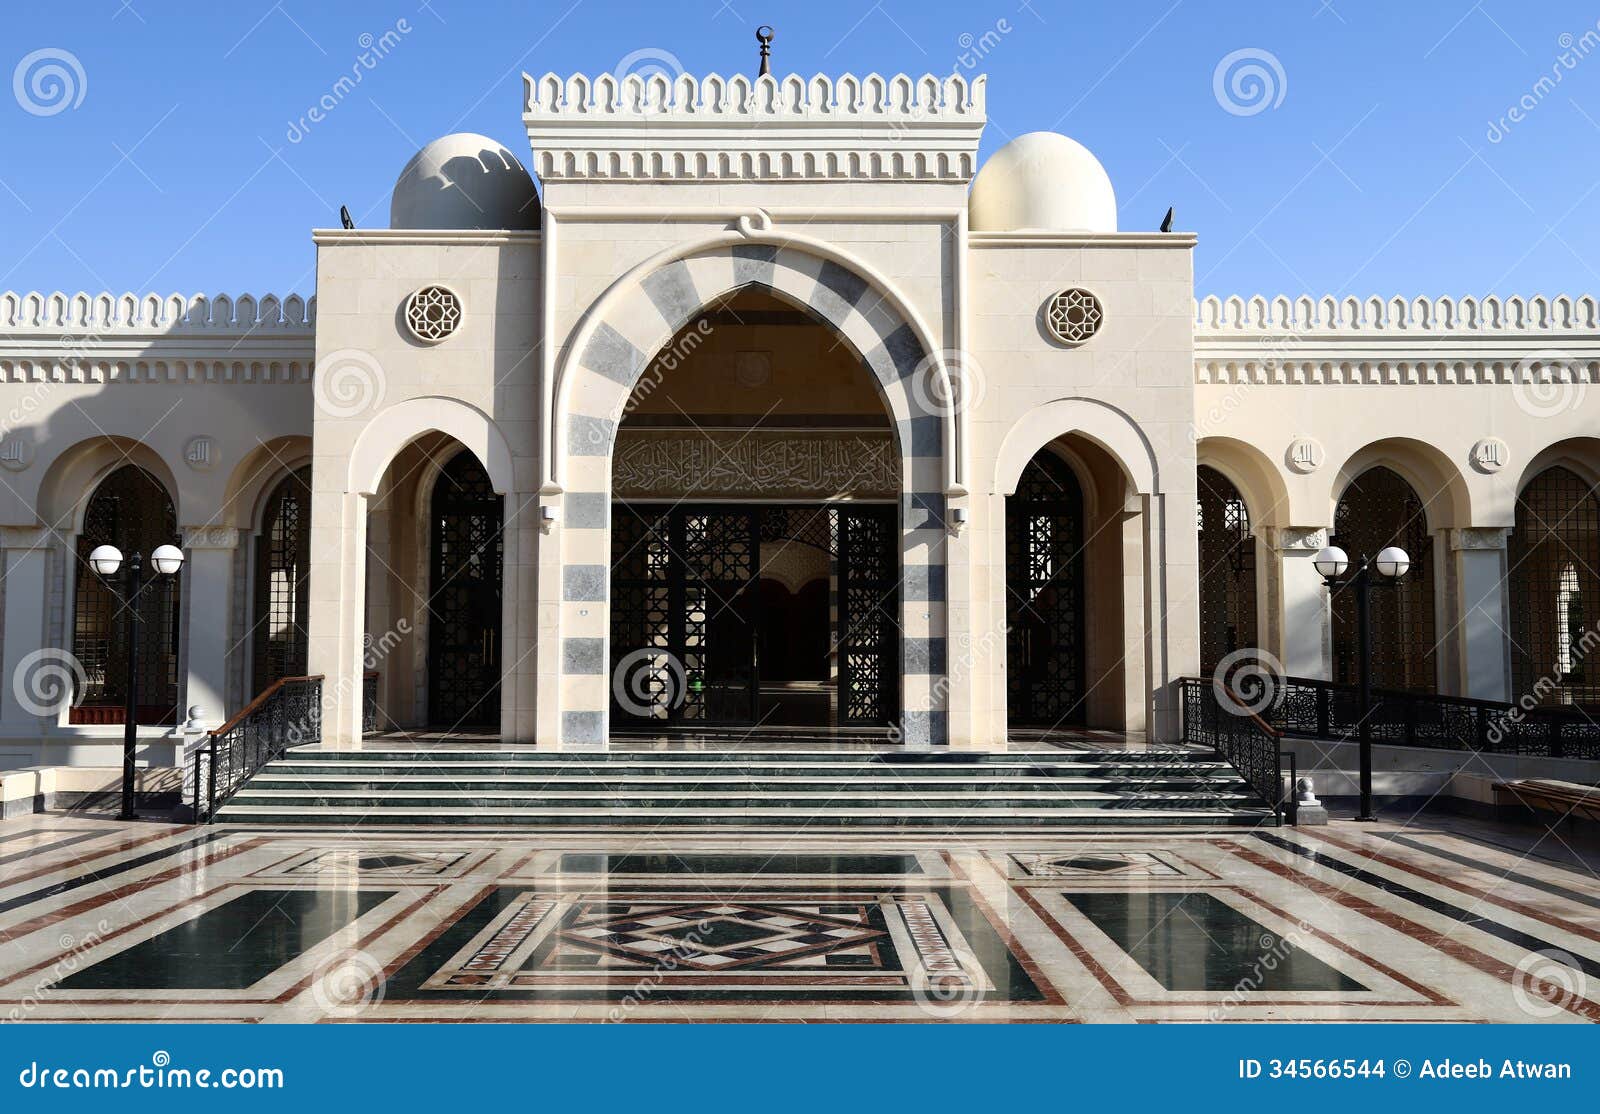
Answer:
(0, 359, 313, 383)
(612, 430, 898, 499)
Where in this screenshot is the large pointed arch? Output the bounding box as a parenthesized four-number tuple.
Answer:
(552, 238, 953, 747)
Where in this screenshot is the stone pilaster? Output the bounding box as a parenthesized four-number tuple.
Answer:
(0, 526, 55, 728)
(179, 526, 241, 729)
(1449, 527, 1513, 702)
(1262, 526, 1331, 680)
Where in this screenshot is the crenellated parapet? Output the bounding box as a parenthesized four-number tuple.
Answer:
(1195, 293, 1600, 333)
(522, 72, 986, 183)
(0, 291, 315, 383)
(1194, 293, 1600, 384)
(0, 290, 315, 332)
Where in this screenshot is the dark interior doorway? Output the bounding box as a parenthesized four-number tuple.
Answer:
(610, 502, 896, 730)
(427, 450, 504, 729)
(1006, 450, 1088, 727)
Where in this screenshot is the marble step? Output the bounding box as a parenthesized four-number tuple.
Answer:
(212, 804, 1275, 827)
(224, 789, 1263, 810)
(244, 774, 1248, 793)
(274, 748, 1213, 765)
(261, 760, 1237, 779)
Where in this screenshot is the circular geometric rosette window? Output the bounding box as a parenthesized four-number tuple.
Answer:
(1045, 288, 1104, 346)
(404, 285, 463, 343)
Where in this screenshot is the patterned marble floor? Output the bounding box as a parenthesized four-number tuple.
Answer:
(0, 814, 1596, 1023)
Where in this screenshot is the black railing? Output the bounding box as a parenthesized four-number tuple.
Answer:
(1179, 678, 1285, 825)
(363, 670, 380, 735)
(1267, 675, 1600, 760)
(191, 676, 322, 822)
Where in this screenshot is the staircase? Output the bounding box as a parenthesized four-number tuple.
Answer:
(211, 746, 1277, 828)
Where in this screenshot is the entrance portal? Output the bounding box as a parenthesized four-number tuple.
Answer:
(427, 450, 504, 728)
(610, 503, 897, 729)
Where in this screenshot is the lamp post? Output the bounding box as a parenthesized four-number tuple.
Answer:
(88, 542, 185, 820)
(1312, 543, 1410, 822)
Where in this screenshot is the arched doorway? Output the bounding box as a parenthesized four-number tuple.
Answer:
(1331, 466, 1437, 692)
(427, 450, 503, 728)
(71, 464, 181, 724)
(608, 287, 900, 730)
(1509, 465, 1600, 706)
(252, 466, 311, 693)
(1006, 449, 1087, 727)
(1197, 465, 1258, 669)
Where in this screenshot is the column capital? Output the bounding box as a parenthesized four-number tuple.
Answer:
(0, 525, 52, 550)
(1262, 526, 1329, 552)
(180, 525, 241, 550)
(1448, 526, 1511, 552)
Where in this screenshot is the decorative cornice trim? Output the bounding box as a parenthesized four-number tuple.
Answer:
(523, 71, 985, 183)
(1195, 358, 1600, 385)
(0, 291, 314, 332)
(312, 228, 541, 246)
(970, 232, 1197, 249)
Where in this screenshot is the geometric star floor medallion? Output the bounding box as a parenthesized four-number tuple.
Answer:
(416, 889, 1000, 1000)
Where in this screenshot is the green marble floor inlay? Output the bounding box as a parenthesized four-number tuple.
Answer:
(1065, 891, 1366, 992)
(556, 852, 925, 875)
(59, 888, 392, 991)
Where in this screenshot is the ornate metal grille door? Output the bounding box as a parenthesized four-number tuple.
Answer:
(1331, 466, 1436, 692)
(611, 504, 760, 724)
(252, 467, 311, 693)
(1006, 451, 1087, 726)
(72, 465, 181, 724)
(835, 505, 898, 725)
(611, 503, 897, 727)
(427, 452, 504, 728)
(1509, 466, 1600, 706)
(1197, 465, 1258, 670)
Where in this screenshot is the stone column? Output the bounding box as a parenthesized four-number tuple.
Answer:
(1263, 526, 1332, 680)
(0, 527, 53, 729)
(179, 526, 240, 730)
(1120, 496, 1149, 735)
(1450, 527, 1512, 702)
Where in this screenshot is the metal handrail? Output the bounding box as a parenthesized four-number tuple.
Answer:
(1264, 675, 1600, 760)
(192, 675, 322, 822)
(1178, 678, 1285, 825)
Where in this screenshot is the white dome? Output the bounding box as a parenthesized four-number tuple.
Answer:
(968, 131, 1117, 234)
(389, 133, 540, 231)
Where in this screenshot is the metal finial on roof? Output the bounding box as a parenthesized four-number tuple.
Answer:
(757, 26, 774, 77)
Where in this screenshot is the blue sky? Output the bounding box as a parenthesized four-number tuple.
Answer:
(4, 1, 1600, 300)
